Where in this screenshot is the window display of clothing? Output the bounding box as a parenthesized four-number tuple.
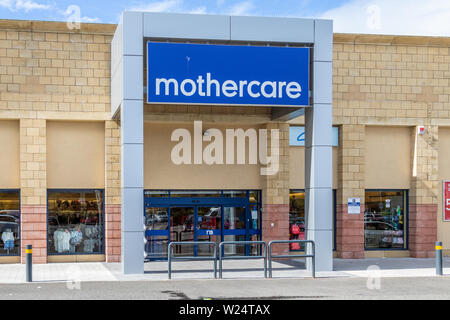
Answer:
(0, 191, 20, 256)
(1, 231, 14, 251)
(48, 190, 104, 255)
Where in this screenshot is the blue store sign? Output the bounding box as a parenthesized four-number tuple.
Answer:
(147, 42, 310, 107)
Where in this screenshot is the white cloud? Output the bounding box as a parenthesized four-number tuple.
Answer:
(129, 0, 183, 13)
(0, 0, 51, 12)
(127, 0, 211, 15)
(321, 0, 450, 37)
(0, 0, 13, 9)
(78, 16, 101, 23)
(15, 0, 50, 12)
(228, 1, 254, 16)
(189, 6, 207, 14)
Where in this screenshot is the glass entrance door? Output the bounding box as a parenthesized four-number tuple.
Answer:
(223, 207, 247, 255)
(197, 206, 221, 256)
(144, 190, 262, 260)
(145, 207, 169, 259)
(171, 206, 222, 257)
(171, 207, 195, 256)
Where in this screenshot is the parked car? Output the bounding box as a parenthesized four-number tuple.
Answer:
(201, 208, 220, 229)
(183, 212, 219, 231)
(364, 210, 385, 222)
(364, 221, 404, 248)
(364, 220, 398, 231)
(154, 211, 168, 223)
(0, 213, 19, 233)
(0, 210, 19, 220)
(145, 210, 168, 227)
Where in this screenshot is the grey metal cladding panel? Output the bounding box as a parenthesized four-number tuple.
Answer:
(122, 12, 143, 56)
(313, 61, 332, 104)
(143, 12, 230, 40)
(111, 22, 123, 75)
(314, 19, 333, 62)
(231, 16, 314, 43)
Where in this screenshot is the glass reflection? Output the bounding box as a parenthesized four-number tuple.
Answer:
(145, 207, 169, 258)
(364, 191, 407, 249)
(0, 191, 20, 256)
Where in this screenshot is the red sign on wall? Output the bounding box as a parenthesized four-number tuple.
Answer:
(444, 181, 450, 221)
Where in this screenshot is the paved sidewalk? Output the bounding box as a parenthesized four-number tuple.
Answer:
(0, 257, 449, 284)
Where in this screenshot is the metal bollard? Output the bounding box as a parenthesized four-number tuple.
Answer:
(436, 241, 443, 276)
(26, 244, 32, 282)
(168, 243, 172, 280)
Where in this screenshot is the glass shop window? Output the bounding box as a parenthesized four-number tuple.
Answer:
(364, 190, 408, 250)
(289, 190, 337, 251)
(48, 190, 104, 255)
(289, 191, 306, 251)
(0, 191, 20, 256)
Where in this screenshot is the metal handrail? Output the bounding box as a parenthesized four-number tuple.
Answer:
(268, 240, 315, 278)
(218, 241, 267, 279)
(168, 241, 218, 279)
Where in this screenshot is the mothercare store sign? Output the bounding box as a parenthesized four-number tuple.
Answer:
(147, 42, 310, 106)
(443, 181, 450, 221)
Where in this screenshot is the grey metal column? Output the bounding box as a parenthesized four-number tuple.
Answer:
(119, 12, 145, 274)
(305, 19, 333, 272)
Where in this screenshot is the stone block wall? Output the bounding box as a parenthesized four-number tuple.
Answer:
(105, 120, 121, 262)
(0, 21, 116, 264)
(262, 123, 290, 255)
(19, 118, 47, 263)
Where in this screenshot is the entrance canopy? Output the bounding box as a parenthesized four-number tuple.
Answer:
(111, 12, 333, 274)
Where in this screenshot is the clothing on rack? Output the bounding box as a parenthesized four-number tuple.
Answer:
(4, 240, 14, 250)
(70, 230, 83, 246)
(69, 229, 83, 253)
(83, 224, 101, 252)
(1, 231, 14, 243)
(1, 231, 14, 251)
(84, 225, 99, 239)
(53, 229, 71, 253)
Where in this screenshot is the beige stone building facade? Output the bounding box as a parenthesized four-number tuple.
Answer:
(0, 19, 449, 264)
(329, 34, 450, 259)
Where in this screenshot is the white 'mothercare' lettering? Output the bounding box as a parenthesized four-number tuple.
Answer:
(155, 73, 302, 100)
(156, 78, 178, 96)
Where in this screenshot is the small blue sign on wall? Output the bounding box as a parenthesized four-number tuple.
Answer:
(289, 126, 339, 147)
(147, 42, 310, 107)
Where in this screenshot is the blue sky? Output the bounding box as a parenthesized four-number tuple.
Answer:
(0, 0, 449, 36)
